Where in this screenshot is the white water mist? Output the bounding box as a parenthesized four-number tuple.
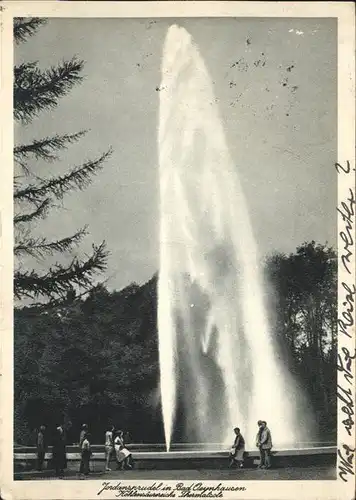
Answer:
(158, 25, 303, 451)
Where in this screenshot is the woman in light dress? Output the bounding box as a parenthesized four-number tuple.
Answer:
(114, 430, 133, 470)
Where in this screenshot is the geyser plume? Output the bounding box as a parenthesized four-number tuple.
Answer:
(158, 25, 303, 451)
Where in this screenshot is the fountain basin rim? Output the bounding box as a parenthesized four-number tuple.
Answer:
(14, 446, 336, 461)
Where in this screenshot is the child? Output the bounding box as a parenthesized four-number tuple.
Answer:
(80, 432, 92, 476)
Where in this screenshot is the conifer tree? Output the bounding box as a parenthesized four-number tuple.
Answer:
(13, 18, 111, 303)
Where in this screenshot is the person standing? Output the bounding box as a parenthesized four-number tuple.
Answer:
(36, 425, 47, 471)
(229, 427, 245, 468)
(256, 420, 264, 467)
(79, 424, 88, 473)
(80, 432, 92, 477)
(104, 426, 115, 472)
(52, 426, 67, 478)
(256, 420, 272, 469)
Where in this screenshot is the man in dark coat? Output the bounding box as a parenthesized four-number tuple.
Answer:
(36, 425, 47, 471)
(52, 426, 67, 478)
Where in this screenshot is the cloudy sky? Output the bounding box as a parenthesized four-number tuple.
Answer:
(15, 17, 337, 292)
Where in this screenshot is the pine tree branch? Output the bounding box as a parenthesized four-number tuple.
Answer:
(14, 227, 88, 259)
(14, 242, 108, 300)
(14, 159, 32, 177)
(14, 131, 87, 164)
(14, 18, 47, 44)
(13, 25, 112, 306)
(14, 198, 51, 225)
(14, 58, 84, 124)
(14, 148, 113, 203)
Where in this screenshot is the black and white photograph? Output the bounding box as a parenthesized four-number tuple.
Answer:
(0, 2, 355, 499)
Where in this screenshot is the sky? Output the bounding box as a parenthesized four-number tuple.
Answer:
(15, 17, 337, 292)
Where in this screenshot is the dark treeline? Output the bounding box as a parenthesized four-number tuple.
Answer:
(266, 241, 337, 442)
(14, 241, 337, 446)
(14, 275, 163, 445)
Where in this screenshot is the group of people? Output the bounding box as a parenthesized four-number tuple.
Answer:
(36, 424, 133, 477)
(36, 420, 273, 477)
(229, 420, 273, 470)
(36, 425, 68, 477)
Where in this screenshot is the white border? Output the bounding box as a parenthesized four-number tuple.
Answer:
(1, 2, 355, 500)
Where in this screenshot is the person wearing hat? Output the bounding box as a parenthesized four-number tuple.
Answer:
(256, 420, 272, 469)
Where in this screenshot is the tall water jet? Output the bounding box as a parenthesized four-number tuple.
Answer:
(158, 25, 305, 451)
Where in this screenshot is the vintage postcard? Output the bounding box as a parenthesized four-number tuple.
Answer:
(0, 1, 355, 499)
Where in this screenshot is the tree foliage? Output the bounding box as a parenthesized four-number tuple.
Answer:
(266, 241, 337, 437)
(14, 243, 337, 445)
(14, 275, 162, 445)
(14, 58, 84, 124)
(13, 18, 112, 303)
(14, 18, 46, 44)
